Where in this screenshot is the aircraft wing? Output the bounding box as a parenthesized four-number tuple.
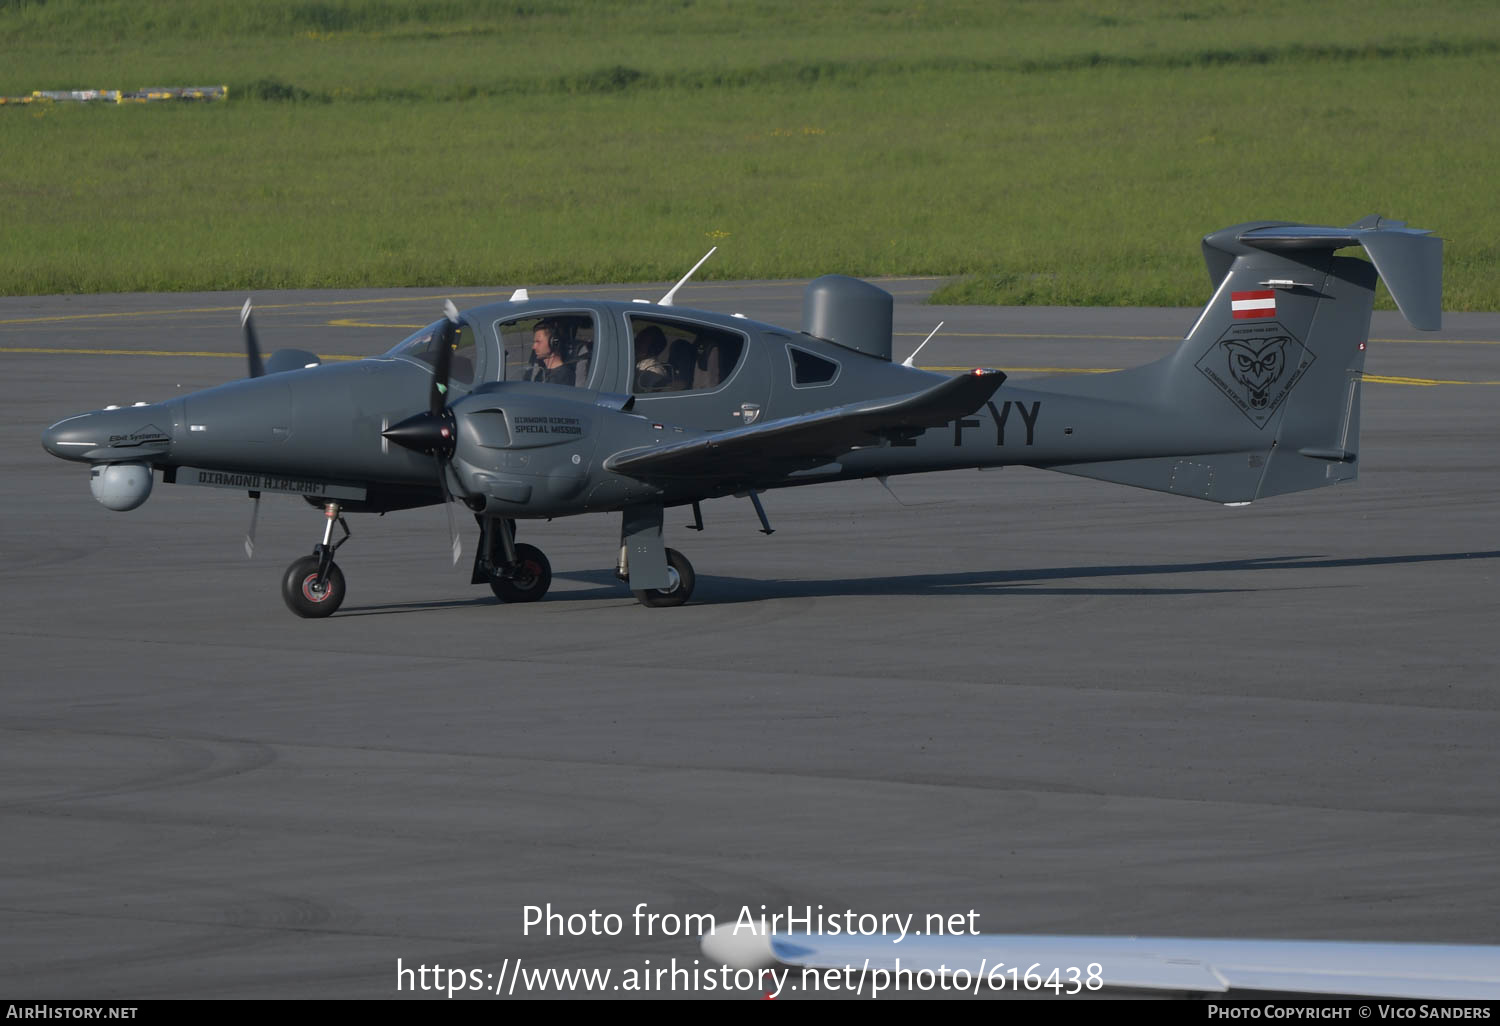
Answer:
(605, 369, 1004, 483)
(700, 930, 1500, 999)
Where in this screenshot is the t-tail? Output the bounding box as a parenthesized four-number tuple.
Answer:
(1031, 216, 1442, 503)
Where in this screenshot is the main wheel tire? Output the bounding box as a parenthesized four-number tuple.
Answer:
(633, 548, 695, 608)
(282, 555, 346, 618)
(489, 543, 552, 603)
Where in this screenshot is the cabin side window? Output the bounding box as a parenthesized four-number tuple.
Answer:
(787, 345, 839, 387)
(495, 313, 596, 388)
(628, 315, 746, 394)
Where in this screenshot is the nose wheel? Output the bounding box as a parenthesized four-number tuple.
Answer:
(282, 555, 346, 617)
(282, 502, 350, 618)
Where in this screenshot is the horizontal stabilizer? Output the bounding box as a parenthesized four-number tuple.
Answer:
(1230, 217, 1442, 330)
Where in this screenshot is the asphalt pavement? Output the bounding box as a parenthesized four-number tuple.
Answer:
(2, 280, 1497, 998)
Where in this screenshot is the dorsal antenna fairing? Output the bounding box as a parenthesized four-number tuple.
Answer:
(659, 247, 717, 307)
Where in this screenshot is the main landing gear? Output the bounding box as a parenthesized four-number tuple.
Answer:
(632, 547, 695, 608)
(282, 502, 350, 618)
(472, 517, 553, 603)
(616, 503, 696, 607)
(476, 513, 697, 608)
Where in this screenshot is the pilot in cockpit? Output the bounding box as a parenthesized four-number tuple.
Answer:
(525, 319, 589, 387)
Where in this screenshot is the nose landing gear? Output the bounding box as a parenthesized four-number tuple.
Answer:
(282, 502, 350, 618)
(473, 517, 553, 603)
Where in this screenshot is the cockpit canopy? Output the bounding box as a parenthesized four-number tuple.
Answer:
(386, 320, 478, 386)
(386, 302, 810, 409)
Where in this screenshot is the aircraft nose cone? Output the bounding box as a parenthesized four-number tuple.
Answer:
(42, 415, 96, 461)
(42, 405, 174, 463)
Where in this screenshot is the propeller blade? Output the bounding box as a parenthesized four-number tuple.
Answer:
(387, 302, 466, 568)
(382, 412, 462, 565)
(439, 462, 462, 566)
(244, 491, 261, 558)
(429, 318, 457, 417)
(241, 298, 265, 378)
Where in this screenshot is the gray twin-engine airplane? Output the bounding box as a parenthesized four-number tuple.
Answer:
(42, 217, 1442, 618)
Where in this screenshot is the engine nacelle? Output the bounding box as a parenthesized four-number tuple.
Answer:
(89, 461, 153, 511)
(264, 349, 322, 374)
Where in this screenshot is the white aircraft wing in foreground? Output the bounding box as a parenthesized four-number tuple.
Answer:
(701, 928, 1500, 999)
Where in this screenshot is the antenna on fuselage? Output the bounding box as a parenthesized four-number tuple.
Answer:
(901, 321, 945, 368)
(658, 247, 717, 307)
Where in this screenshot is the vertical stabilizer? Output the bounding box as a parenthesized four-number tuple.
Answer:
(1044, 217, 1441, 502)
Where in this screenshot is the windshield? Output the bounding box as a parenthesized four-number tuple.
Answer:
(385, 320, 476, 385)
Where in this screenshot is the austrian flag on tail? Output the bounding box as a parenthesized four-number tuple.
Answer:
(1231, 289, 1277, 319)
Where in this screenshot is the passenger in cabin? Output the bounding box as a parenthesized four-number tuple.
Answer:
(634, 326, 673, 392)
(693, 341, 722, 389)
(667, 338, 696, 390)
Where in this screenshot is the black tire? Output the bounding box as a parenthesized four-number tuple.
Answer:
(634, 548, 695, 608)
(282, 555, 346, 618)
(489, 543, 552, 603)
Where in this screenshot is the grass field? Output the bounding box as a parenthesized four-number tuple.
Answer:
(2, 0, 1497, 307)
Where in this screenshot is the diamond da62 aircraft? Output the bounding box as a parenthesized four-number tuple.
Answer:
(42, 217, 1442, 617)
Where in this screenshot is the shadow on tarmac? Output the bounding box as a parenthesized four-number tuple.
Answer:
(335, 549, 1500, 615)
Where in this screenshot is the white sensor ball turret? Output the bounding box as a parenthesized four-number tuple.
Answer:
(89, 462, 153, 511)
